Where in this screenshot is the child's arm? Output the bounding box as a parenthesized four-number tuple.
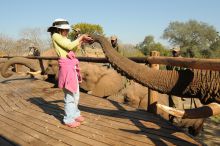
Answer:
(53, 33, 93, 52)
(52, 33, 80, 52)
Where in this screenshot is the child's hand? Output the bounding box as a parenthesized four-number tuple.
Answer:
(80, 34, 93, 43)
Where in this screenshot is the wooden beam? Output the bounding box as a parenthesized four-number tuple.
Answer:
(1, 55, 220, 71)
(147, 56, 220, 71)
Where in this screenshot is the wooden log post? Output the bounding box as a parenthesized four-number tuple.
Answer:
(14, 64, 24, 73)
(148, 51, 160, 113)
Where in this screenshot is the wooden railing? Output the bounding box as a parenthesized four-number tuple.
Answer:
(1, 55, 220, 71)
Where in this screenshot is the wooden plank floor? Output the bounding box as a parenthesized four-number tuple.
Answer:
(0, 76, 202, 146)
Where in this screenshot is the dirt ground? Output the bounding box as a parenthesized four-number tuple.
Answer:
(195, 118, 220, 145)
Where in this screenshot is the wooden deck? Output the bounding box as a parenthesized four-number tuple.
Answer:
(0, 76, 201, 146)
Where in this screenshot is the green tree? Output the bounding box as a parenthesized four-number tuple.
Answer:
(137, 35, 169, 56)
(209, 38, 220, 58)
(69, 23, 104, 40)
(163, 20, 219, 58)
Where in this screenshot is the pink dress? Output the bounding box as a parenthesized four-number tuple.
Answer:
(58, 51, 81, 93)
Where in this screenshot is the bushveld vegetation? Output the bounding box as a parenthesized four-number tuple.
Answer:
(137, 20, 220, 58)
(0, 20, 219, 58)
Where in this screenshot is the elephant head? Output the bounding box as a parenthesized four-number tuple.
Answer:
(80, 62, 125, 97)
(90, 34, 220, 119)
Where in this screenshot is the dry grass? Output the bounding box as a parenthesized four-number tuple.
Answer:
(210, 114, 220, 123)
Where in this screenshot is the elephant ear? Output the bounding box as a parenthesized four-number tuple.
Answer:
(91, 70, 124, 97)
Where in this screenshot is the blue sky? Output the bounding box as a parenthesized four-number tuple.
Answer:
(0, 0, 219, 45)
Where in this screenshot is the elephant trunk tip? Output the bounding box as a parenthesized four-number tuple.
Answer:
(1, 71, 13, 78)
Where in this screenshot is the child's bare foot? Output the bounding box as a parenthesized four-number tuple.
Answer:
(75, 116, 85, 122)
(65, 121, 80, 128)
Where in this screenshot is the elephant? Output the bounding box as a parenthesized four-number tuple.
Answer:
(1, 49, 59, 80)
(89, 34, 220, 120)
(0, 49, 125, 97)
(79, 62, 125, 97)
(108, 80, 149, 110)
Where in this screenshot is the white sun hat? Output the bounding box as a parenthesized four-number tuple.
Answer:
(47, 18, 71, 32)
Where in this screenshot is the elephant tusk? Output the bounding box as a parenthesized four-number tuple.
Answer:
(157, 103, 184, 118)
(27, 70, 41, 75)
(157, 103, 220, 119)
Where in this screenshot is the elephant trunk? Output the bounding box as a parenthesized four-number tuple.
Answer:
(1, 57, 40, 78)
(91, 35, 220, 105)
(183, 103, 220, 118)
(91, 35, 180, 93)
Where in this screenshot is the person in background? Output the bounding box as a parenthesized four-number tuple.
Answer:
(171, 46, 181, 57)
(166, 46, 182, 70)
(107, 35, 123, 68)
(47, 18, 93, 128)
(110, 35, 119, 52)
(28, 46, 40, 56)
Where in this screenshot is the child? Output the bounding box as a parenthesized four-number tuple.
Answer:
(47, 18, 93, 128)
